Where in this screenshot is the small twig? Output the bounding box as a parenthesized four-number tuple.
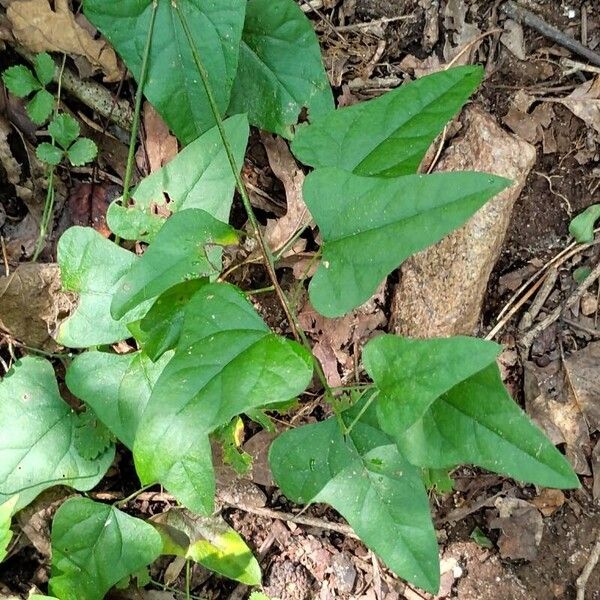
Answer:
(223, 500, 358, 538)
(518, 267, 558, 330)
(520, 260, 600, 349)
(576, 532, 600, 600)
(562, 317, 600, 338)
(560, 57, 600, 76)
(298, 0, 346, 43)
(534, 171, 572, 215)
(336, 15, 415, 32)
(501, 1, 600, 67)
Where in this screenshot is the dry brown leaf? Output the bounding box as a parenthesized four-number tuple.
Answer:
(564, 341, 600, 432)
(592, 439, 600, 501)
(7, 0, 121, 82)
(138, 102, 178, 174)
(0, 263, 73, 350)
(243, 430, 276, 488)
(558, 76, 600, 135)
(531, 488, 565, 517)
(262, 133, 310, 256)
(489, 497, 543, 561)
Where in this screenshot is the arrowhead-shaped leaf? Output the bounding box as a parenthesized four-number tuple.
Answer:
(228, 0, 333, 138)
(0, 358, 114, 511)
(66, 351, 172, 450)
(292, 65, 483, 176)
(107, 115, 249, 243)
(152, 508, 261, 585)
(57, 227, 146, 347)
(363, 335, 501, 432)
(84, 0, 246, 144)
(111, 209, 238, 320)
(394, 363, 579, 489)
(134, 282, 313, 514)
(270, 416, 439, 593)
(304, 168, 510, 317)
(50, 498, 162, 600)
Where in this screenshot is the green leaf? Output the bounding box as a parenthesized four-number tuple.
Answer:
(470, 526, 493, 549)
(111, 209, 238, 320)
(569, 204, 600, 243)
(134, 282, 313, 514)
(214, 417, 252, 476)
(292, 65, 483, 177)
(270, 417, 439, 593)
(394, 364, 580, 489)
(2, 65, 40, 97)
(50, 497, 162, 600)
(67, 137, 98, 166)
(56, 227, 147, 347)
(0, 496, 18, 562)
(573, 266, 592, 283)
(363, 335, 501, 432)
(228, 0, 333, 138)
(67, 350, 172, 450)
(84, 0, 246, 144)
(48, 113, 80, 149)
(74, 409, 115, 460)
(26, 89, 55, 125)
(152, 508, 261, 585)
(0, 357, 114, 512)
(305, 168, 510, 317)
(36, 142, 63, 166)
(130, 279, 207, 361)
(34, 52, 56, 87)
(107, 115, 249, 243)
(249, 594, 274, 600)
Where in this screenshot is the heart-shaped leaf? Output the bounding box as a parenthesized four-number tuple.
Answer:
(228, 0, 333, 138)
(152, 508, 261, 585)
(84, 0, 246, 144)
(107, 115, 249, 243)
(67, 351, 172, 450)
(292, 65, 483, 177)
(57, 227, 147, 347)
(363, 335, 501, 432)
(111, 209, 238, 320)
(134, 282, 313, 514)
(394, 363, 579, 489)
(304, 168, 510, 317)
(270, 416, 439, 593)
(0, 358, 114, 512)
(50, 497, 162, 600)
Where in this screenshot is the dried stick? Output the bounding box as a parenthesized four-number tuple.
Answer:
(501, 1, 600, 67)
(576, 532, 600, 600)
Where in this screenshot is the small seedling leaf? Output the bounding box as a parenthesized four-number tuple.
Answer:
(67, 350, 172, 450)
(107, 115, 249, 243)
(84, 0, 246, 144)
(48, 113, 80, 149)
(2, 65, 40, 97)
(134, 282, 313, 514)
(36, 142, 63, 166)
(27, 89, 55, 125)
(305, 168, 510, 317)
(569, 203, 600, 243)
(292, 66, 483, 177)
(49, 498, 162, 600)
(73, 409, 115, 460)
(33, 52, 55, 87)
(67, 137, 98, 166)
(228, 0, 333, 138)
(152, 508, 261, 585)
(0, 357, 114, 511)
(111, 209, 238, 320)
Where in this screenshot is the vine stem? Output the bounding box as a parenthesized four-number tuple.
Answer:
(122, 0, 158, 206)
(174, 6, 301, 343)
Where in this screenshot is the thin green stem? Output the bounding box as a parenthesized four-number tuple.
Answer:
(245, 285, 275, 296)
(114, 483, 154, 508)
(344, 389, 380, 436)
(175, 6, 301, 342)
(185, 559, 191, 600)
(122, 0, 158, 205)
(273, 221, 311, 261)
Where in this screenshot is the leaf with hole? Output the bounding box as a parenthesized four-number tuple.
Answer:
(228, 0, 333, 138)
(270, 415, 439, 593)
(84, 0, 246, 144)
(134, 282, 313, 514)
(111, 209, 237, 320)
(152, 508, 261, 585)
(0, 357, 114, 512)
(304, 168, 510, 317)
(49, 497, 162, 600)
(56, 227, 149, 347)
(67, 350, 172, 450)
(107, 115, 249, 243)
(292, 65, 483, 176)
